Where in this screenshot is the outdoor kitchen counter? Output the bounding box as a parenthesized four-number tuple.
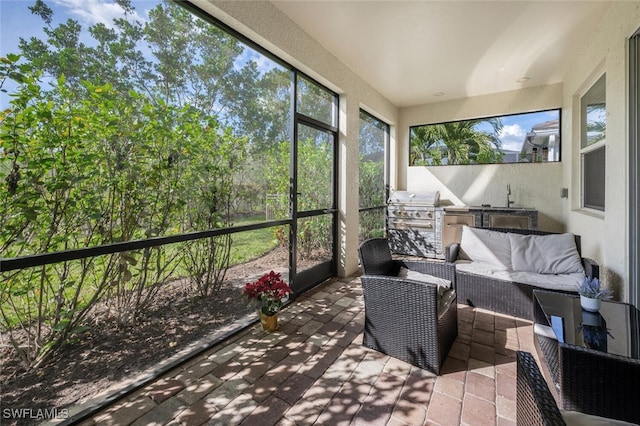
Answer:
(444, 206, 538, 230)
(387, 192, 538, 259)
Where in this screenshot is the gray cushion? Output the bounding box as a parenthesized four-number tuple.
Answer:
(459, 226, 512, 269)
(398, 266, 452, 297)
(509, 233, 584, 275)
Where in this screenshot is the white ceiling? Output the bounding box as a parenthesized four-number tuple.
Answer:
(272, 1, 613, 107)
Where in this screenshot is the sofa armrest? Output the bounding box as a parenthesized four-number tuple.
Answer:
(401, 260, 456, 284)
(582, 257, 599, 280)
(445, 243, 460, 263)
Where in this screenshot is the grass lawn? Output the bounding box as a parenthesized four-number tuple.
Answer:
(229, 224, 281, 266)
(0, 214, 284, 327)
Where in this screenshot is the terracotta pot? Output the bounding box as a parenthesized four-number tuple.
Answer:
(259, 311, 278, 332)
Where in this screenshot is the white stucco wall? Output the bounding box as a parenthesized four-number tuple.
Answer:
(397, 84, 566, 232)
(197, 0, 399, 277)
(562, 2, 640, 301)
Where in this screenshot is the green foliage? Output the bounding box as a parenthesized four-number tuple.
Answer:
(0, 0, 336, 370)
(359, 160, 385, 208)
(410, 118, 504, 165)
(358, 111, 387, 241)
(296, 75, 335, 126)
(266, 137, 333, 258)
(297, 132, 333, 210)
(297, 215, 332, 261)
(0, 57, 163, 359)
(179, 124, 247, 299)
(358, 160, 386, 241)
(265, 141, 291, 245)
(0, 257, 111, 368)
(358, 209, 385, 242)
(0, 0, 255, 364)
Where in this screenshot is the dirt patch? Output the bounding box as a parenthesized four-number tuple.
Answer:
(0, 246, 297, 425)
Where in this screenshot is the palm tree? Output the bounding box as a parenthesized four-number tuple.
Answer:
(586, 104, 606, 145)
(410, 118, 504, 165)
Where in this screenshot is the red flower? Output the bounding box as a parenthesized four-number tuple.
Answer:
(243, 271, 292, 315)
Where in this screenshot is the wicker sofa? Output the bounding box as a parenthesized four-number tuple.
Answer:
(445, 227, 600, 320)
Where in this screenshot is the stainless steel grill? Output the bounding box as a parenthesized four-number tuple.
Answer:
(387, 191, 443, 258)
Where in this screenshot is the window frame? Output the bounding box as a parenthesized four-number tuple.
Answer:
(408, 108, 562, 166)
(358, 109, 390, 243)
(579, 72, 607, 213)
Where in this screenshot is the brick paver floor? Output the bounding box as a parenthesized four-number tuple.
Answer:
(71, 275, 535, 426)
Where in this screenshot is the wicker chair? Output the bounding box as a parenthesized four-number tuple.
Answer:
(357, 238, 458, 374)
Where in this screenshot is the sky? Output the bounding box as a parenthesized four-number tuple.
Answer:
(1, 0, 156, 107)
(475, 109, 559, 153)
(0, 0, 278, 70)
(0, 0, 282, 109)
(1, 0, 152, 56)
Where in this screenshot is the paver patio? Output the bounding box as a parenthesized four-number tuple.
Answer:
(70, 275, 536, 426)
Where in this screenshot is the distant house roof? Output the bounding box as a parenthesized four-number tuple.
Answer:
(520, 119, 560, 155)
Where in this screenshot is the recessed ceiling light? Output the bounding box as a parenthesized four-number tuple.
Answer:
(517, 77, 530, 83)
(433, 92, 445, 97)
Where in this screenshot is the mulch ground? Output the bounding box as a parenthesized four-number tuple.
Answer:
(0, 246, 295, 425)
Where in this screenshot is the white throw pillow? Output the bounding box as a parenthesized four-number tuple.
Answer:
(397, 267, 451, 297)
(509, 233, 584, 275)
(459, 226, 512, 269)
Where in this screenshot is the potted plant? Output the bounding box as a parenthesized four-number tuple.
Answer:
(243, 271, 292, 332)
(576, 276, 612, 312)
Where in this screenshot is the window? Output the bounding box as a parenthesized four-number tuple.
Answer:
(358, 110, 389, 242)
(296, 74, 337, 127)
(580, 74, 606, 211)
(409, 109, 561, 165)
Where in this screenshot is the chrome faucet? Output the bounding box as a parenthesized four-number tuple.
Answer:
(506, 184, 514, 208)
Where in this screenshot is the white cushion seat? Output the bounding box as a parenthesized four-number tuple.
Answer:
(457, 226, 585, 292)
(455, 261, 583, 292)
